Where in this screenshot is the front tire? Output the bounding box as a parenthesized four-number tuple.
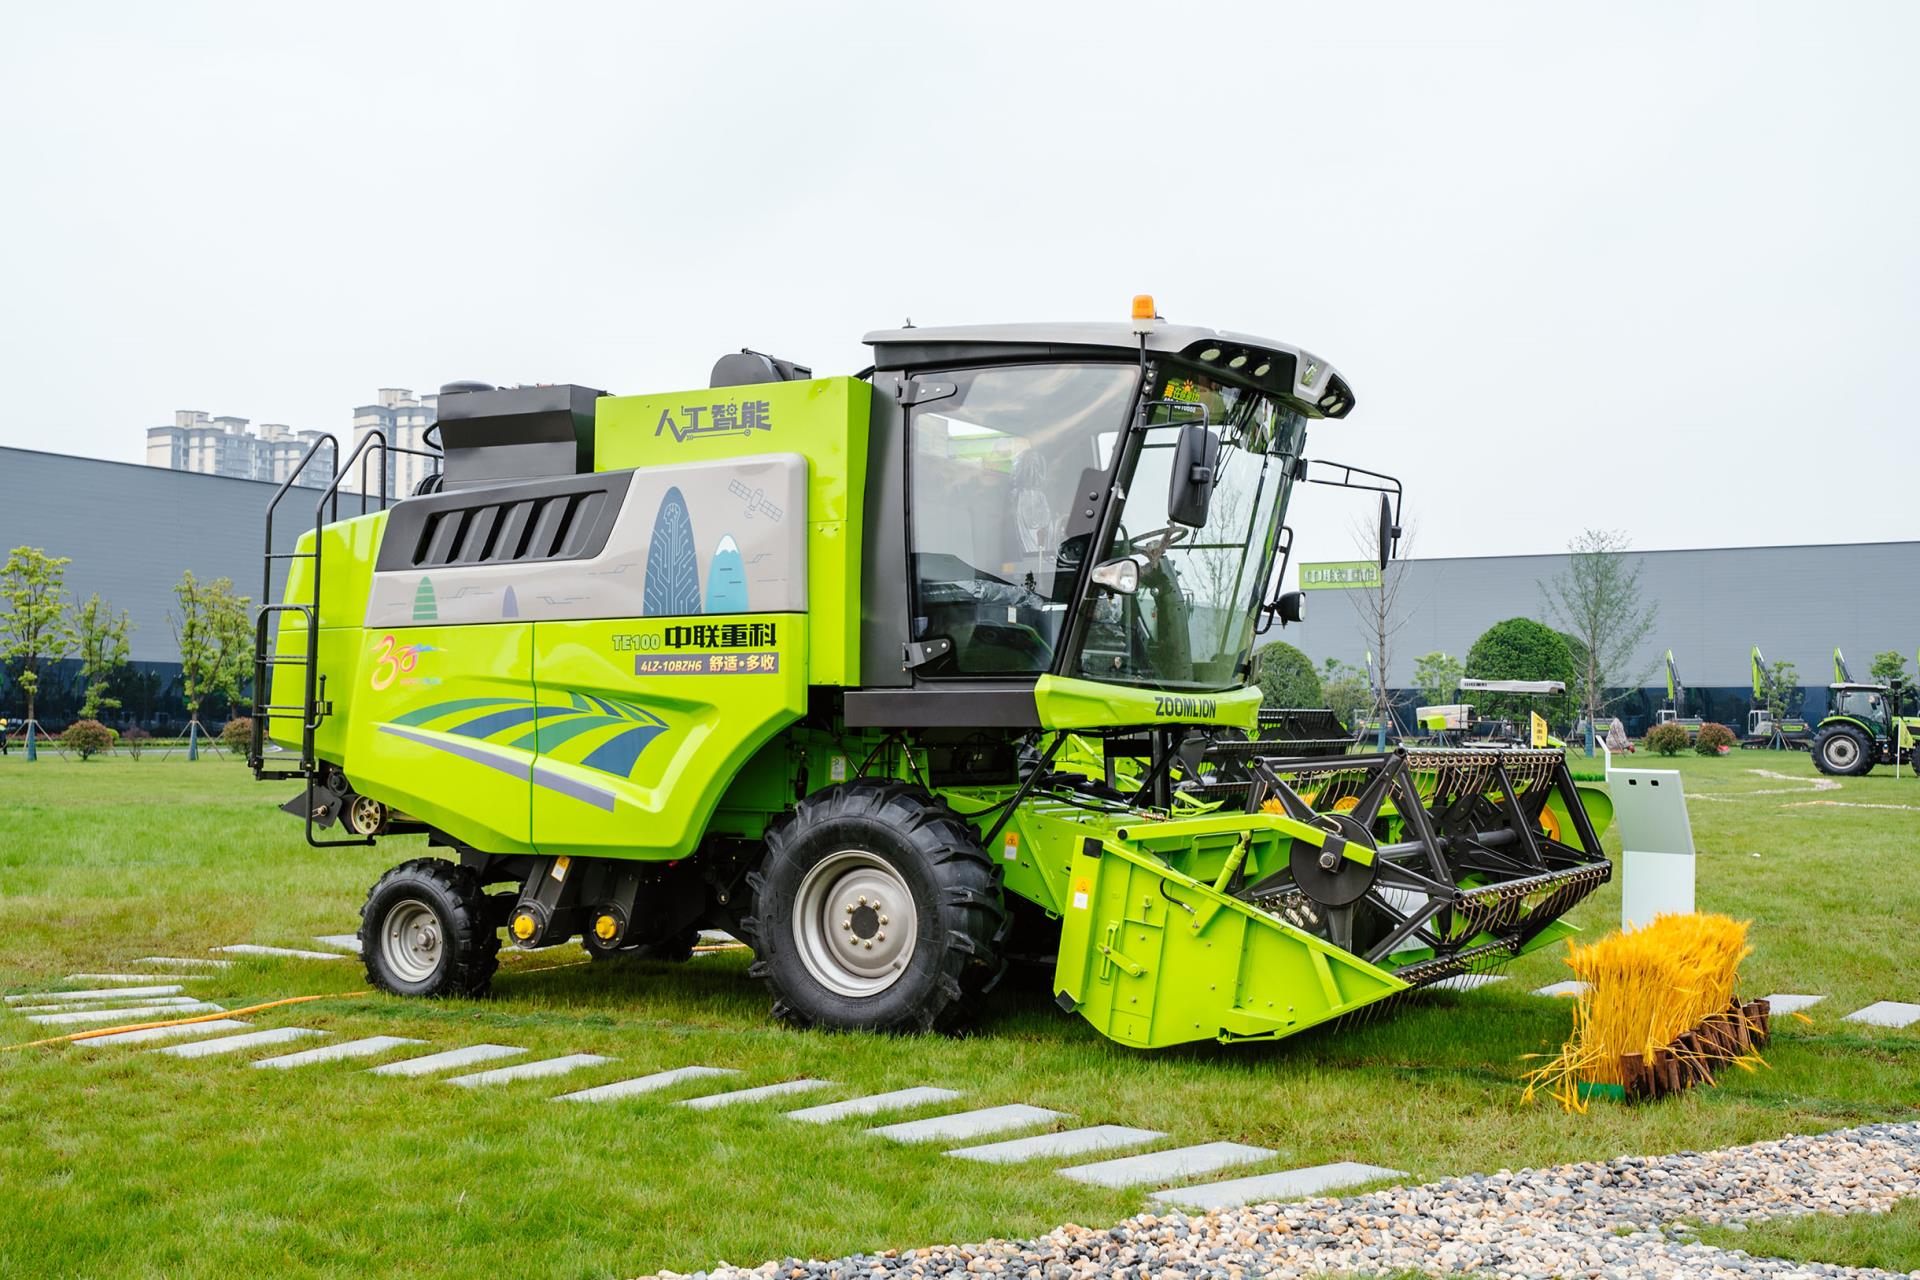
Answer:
(1813, 725, 1874, 776)
(360, 858, 500, 997)
(744, 780, 1007, 1034)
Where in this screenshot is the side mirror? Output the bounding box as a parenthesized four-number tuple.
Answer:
(1376, 493, 1401, 570)
(1168, 423, 1220, 528)
(1275, 590, 1306, 626)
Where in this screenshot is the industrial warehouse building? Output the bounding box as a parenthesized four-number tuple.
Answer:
(1, 442, 1915, 733)
(0, 446, 308, 728)
(1282, 540, 1920, 732)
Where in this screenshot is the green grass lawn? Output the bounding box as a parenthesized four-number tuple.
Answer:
(1698, 1198, 1920, 1272)
(1, 750, 1916, 1279)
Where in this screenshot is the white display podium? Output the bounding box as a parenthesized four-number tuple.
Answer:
(1602, 759, 1697, 930)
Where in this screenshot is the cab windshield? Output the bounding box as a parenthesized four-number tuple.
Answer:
(1074, 370, 1305, 690)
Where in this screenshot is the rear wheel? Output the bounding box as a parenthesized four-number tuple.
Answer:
(745, 780, 1007, 1034)
(359, 858, 500, 997)
(1813, 724, 1874, 776)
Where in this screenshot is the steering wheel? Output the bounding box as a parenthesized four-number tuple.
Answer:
(1125, 525, 1192, 560)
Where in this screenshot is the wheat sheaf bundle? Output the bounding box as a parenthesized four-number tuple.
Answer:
(1523, 912, 1760, 1112)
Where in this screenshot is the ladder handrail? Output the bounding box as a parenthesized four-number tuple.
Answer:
(251, 434, 339, 773)
(250, 426, 442, 854)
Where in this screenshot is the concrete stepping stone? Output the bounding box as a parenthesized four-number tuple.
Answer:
(313, 934, 362, 953)
(869, 1104, 1066, 1144)
(1059, 1141, 1276, 1188)
(79, 1019, 251, 1047)
(28, 1001, 224, 1025)
(14, 996, 208, 1013)
(948, 1124, 1166, 1165)
(787, 1086, 964, 1123)
(255, 1035, 427, 1068)
(137, 957, 234, 969)
(1765, 993, 1826, 1014)
(1152, 1161, 1408, 1210)
(446, 1053, 613, 1087)
(8, 984, 185, 1003)
(156, 1027, 324, 1059)
(214, 944, 346, 961)
(679, 1079, 833, 1110)
(367, 1044, 527, 1077)
(1431, 974, 1506, 991)
(68, 973, 210, 983)
(1844, 1000, 1920, 1028)
(556, 1065, 739, 1103)
(1533, 981, 1589, 997)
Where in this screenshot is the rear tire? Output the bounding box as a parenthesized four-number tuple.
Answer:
(1813, 724, 1874, 776)
(744, 780, 1008, 1034)
(360, 858, 500, 997)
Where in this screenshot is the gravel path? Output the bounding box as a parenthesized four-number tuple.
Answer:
(651, 1123, 1920, 1280)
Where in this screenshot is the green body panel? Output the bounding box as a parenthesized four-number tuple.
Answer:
(267, 513, 386, 764)
(594, 377, 870, 687)
(339, 623, 540, 853)
(526, 615, 807, 858)
(1034, 675, 1262, 730)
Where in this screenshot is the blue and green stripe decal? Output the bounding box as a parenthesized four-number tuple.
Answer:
(379, 691, 671, 811)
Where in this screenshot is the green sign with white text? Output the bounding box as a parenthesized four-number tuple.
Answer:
(1299, 560, 1382, 590)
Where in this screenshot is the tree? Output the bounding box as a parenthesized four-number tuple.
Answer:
(1255, 641, 1322, 708)
(1464, 618, 1577, 723)
(1318, 657, 1372, 728)
(71, 593, 133, 720)
(1760, 659, 1801, 720)
(0, 546, 76, 728)
(1870, 650, 1910, 689)
(172, 572, 253, 745)
(1411, 651, 1465, 708)
(1539, 530, 1658, 735)
(1345, 517, 1417, 733)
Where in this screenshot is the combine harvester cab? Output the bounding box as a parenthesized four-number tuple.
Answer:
(251, 301, 1613, 1049)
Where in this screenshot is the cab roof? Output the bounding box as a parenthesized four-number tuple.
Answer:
(862, 321, 1355, 419)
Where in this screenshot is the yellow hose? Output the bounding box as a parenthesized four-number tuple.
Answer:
(5, 991, 368, 1051)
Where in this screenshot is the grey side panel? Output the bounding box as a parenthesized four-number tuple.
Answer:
(859, 376, 912, 687)
(843, 684, 1041, 729)
(365, 454, 808, 627)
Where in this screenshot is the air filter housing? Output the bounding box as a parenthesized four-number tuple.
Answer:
(434, 382, 607, 490)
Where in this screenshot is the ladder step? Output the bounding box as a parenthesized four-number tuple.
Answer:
(265, 551, 318, 560)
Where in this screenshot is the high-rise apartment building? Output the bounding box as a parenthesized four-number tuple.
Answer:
(145, 411, 332, 488)
(349, 388, 438, 498)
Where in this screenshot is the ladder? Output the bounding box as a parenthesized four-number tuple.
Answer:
(248, 429, 440, 847)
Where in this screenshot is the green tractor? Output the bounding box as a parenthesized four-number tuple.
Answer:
(250, 299, 1614, 1050)
(1811, 648, 1920, 777)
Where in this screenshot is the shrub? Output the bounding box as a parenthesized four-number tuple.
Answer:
(60, 718, 117, 761)
(1464, 618, 1576, 722)
(122, 725, 149, 759)
(220, 716, 254, 755)
(1255, 641, 1322, 708)
(1645, 722, 1691, 756)
(1695, 722, 1736, 754)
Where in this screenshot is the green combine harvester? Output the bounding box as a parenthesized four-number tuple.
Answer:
(251, 298, 1613, 1049)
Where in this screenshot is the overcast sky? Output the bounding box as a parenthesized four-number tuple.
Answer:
(2, 2, 1915, 566)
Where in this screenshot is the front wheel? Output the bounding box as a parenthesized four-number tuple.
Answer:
(1813, 725, 1874, 776)
(360, 858, 500, 997)
(745, 780, 1007, 1034)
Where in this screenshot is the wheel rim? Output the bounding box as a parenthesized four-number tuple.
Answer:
(791, 849, 920, 998)
(381, 898, 444, 983)
(1825, 736, 1859, 769)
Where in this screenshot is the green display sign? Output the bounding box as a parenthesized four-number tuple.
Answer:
(1298, 560, 1382, 590)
